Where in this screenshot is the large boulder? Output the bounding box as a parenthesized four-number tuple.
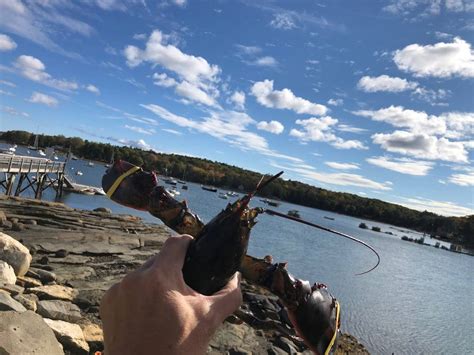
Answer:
(37, 300, 82, 322)
(0, 290, 27, 312)
(0, 311, 63, 355)
(26, 285, 78, 301)
(0, 232, 32, 276)
(44, 318, 90, 354)
(0, 260, 16, 285)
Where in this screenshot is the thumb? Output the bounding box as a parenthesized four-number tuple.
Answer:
(209, 272, 243, 322)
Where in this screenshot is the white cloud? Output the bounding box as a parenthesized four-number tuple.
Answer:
(0, 89, 13, 96)
(28, 91, 58, 107)
(290, 116, 367, 150)
(125, 30, 220, 107)
(86, 84, 100, 95)
(2, 105, 29, 117)
(0, 80, 16, 87)
(353, 105, 446, 135)
(121, 138, 152, 150)
(0, 0, 92, 58)
(366, 156, 434, 176)
(141, 103, 302, 162)
(372, 131, 469, 163)
(384, 0, 474, 16)
(337, 124, 368, 134)
(357, 75, 418, 92)
(230, 91, 245, 110)
(393, 37, 474, 78)
(448, 171, 474, 186)
(411, 87, 450, 105)
(0, 33, 17, 51)
(251, 79, 327, 115)
(124, 30, 220, 83)
(235, 44, 261, 55)
(172, 0, 187, 7)
(394, 197, 473, 217)
(270, 13, 297, 30)
(14, 55, 78, 91)
(257, 120, 284, 134)
(162, 128, 182, 135)
(153, 73, 177, 87)
(327, 98, 343, 106)
(271, 161, 392, 190)
(124, 125, 155, 135)
(325, 162, 360, 170)
(247, 56, 279, 67)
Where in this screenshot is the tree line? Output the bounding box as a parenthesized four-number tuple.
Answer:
(1, 130, 472, 247)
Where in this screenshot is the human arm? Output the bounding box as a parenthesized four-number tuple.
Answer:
(99, 234, 242, 355)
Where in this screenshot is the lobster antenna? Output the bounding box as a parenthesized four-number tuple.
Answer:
(264, 209, 380, 275)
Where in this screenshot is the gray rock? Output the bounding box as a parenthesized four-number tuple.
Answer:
(44, 318, 90, 354)
(26, 285, 78, 301)
(23, 219, 37, 225)
(0, 260, 16, 284)
(0, 290, 27, 312)
(13, 293, 38, 311)
(0, 231, 32, 276)
(12, 222, 26, 231)
(273, 337, 299, 354)
(16, 275, 42, 288)
(0, 282, 24, 296)
(93, 207, 112, 214)
(28, 267, 57, 283)
(0, 311, 63, 355)
(37, 300, 82, 322)
(1, 220, 13, 229)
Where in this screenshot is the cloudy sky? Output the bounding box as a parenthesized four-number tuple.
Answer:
(0, 0, 473, 216)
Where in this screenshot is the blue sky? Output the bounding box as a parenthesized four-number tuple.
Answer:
(0, 0, 473, 216)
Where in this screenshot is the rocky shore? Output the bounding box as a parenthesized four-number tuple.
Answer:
(0, 196, 369, 354)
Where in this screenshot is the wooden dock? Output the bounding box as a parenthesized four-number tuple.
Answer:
(0, 154, 66, 199)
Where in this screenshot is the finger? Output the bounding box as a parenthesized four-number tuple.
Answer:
(209, 272, 243, 320)
(152, 234, 193, 272)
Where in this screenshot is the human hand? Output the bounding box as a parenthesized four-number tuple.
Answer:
(100, 234, 242, 355)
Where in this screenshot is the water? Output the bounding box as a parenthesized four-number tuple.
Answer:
(2, 144, 473, 354)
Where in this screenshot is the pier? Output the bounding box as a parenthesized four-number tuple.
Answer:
(0, 154, 66, 199)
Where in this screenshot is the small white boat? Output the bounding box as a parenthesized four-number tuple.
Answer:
(88, 161, 94, 167)
(76, 171, 83, 176)
(38, 150, 46, 157)
(218, 192, 228, 200)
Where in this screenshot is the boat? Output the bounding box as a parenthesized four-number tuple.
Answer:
(76, 171, 83, 176)
(201, 185, 217, 192)
(287, 210, 300, 218)
(164, 178, 178, 186)
(324, 216, 335, 221)
(38, 150, 46, 157)
(87, 161, 94, 167)
(182, 185, 188, 190)
(71, 155, 78, 160)
(178, 180, 186, 184)
(0, 148, 14, 155)
(28, 135, 39, 150)
(261, 198, 280, 207)
(218, 192, 228, 200)
(226, 191, 238, 197)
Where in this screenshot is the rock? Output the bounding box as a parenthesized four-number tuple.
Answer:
(0, 282, 24, 296)
(38, 255, 49, 264)
(37, 300, 82, 322)
(0, 211, 7, 225)
(0, 231, 32, 276)
(12, 222, 26, 231)
(16, 275, 42, 288)
(44, 318, 90, 354)
(81, 322, 104, 348)
(0, 311, 63, 355)
(28, 267, 57, 283)
(23, 219, 38, 225)
(0, 260, 17, 284)
(26, 284, 78, 301)
(0, 290, 27, 312)
(93, 207, 112, 214)
(273, 337, 299, 354)
(228, 348, 252, 355)
(1, 220, 13, 229)
(13, 293, 38, 311)
(55, 249, 69, 258)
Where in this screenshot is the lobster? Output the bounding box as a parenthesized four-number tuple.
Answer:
(102, 160, 380, 354)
